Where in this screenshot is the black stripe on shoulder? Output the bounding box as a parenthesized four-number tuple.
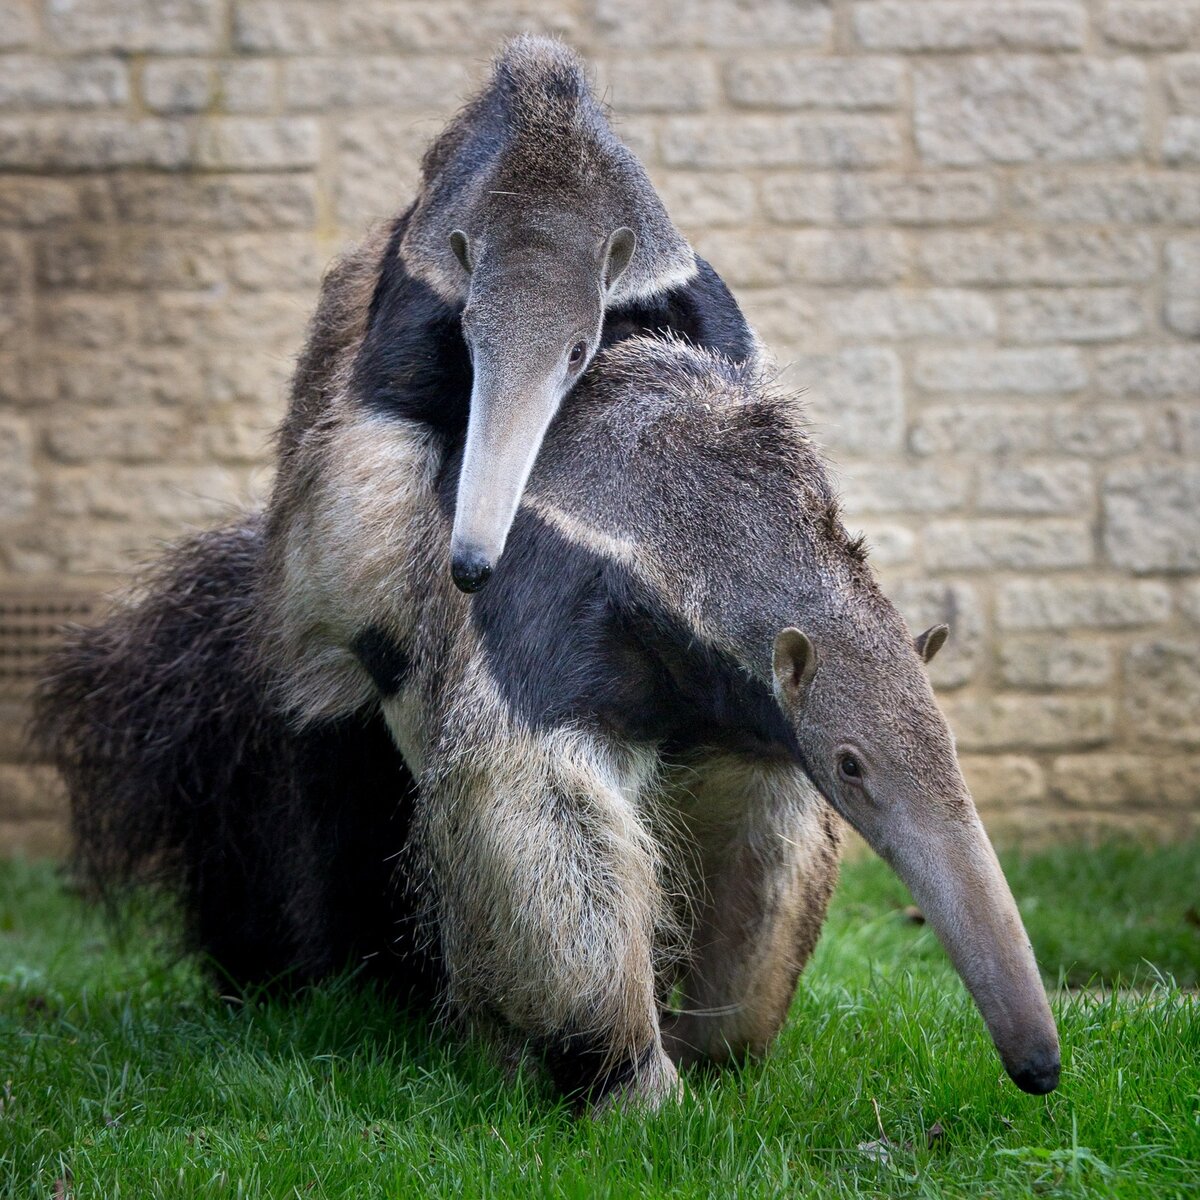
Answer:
(464, 500, 797, 759)
(353, 228, 472, 437)
(601, 257, 755, 363)
(352, 625, 411, 698)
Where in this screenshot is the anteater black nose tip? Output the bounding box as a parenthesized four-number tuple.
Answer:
(451, 553, 493, 594)
(1010, 1049, 1061, 1095)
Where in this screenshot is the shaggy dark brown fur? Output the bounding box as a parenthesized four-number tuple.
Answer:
(32, 517, 439, 998)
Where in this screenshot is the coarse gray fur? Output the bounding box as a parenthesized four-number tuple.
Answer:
(258, 221, 1059, 1107)
(399, 35, 698, 592)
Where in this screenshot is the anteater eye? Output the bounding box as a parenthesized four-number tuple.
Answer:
(569, 340, 587, 367)
(838, 754, 863, 782)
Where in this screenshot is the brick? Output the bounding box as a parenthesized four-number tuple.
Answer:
(8, 517, 185, 575)
(996, 579, 1171, 631)
(46, 0, 220, 53)
(594, 0, 833, 49)
(194, 118, 319, 170)
(0, 765, 65, 820)
(1125, 641, 1200, 747)
(37, 294, 135, 347)
(826, 290, 996, 340)
(36, 230, 225, 291)
(858, 523, 915, 567)
(27, 349, 201, 408)
(914, 347, 1085, 395)
(234, 0, 333, 53)
(0, 415, 34, 520)
(924, 519, 1092, 571)
(0, 291, 29, 350)
(336, 1, 583, 51)
(0, 56, 128, 110)
(281, 57, 472, 112)
(0, 819, 67, 858)
(1167, 55, 1200, 115)
(661, 115, 901, 169)
(1048, 409, 1147, 458)
(138, 291, 306, 348)
(49, 465, 243, 523)
(1180, 581, 1200, 624)
(834, 173, 997, 225)
(942, 694, 1113, 751)
(783, 348, 904, 455)
(0, 1, 36, 49)
(962, 755, 1047, 813)
(998, 639, 1113, 690)
(737, 287, 821, 346)
(45, 406, 187, 465)
(759, 176, 836, 225)
(1164, 117, 1200, 163)
(915, 58, 1145, 167)
(1101, 2, 1197, 49)
(789, 230, 908, 285)
(764, 172, 997, 226)
(335, 117, 429, 226)
(1011, 172, 1200, 224)
(1096, 346, 1200, 399)
(891, 579, 985, 689)
(656, 173, 756, 228)
(0, 231, 27, 291)
(977, 462, 1094, 516)
(0, 116, 191, 170)
(203, 346, 294, 405)
(597, 57, 719, 113)
(142, 60, 213, 115)
(1162, 404, 1200, 456)
(854, 2, 1086, 51)
(920, 231, 1155, 285)
(911, 405, 1045, 457)
(1104, 465, 1200, 574)
(217, 61, 277, 114)
(837, 463, 969, 514)
(1050, 754, 1200, 811)
(204, 408, 277, 464)
(1165, 239, 1200, 336)
(226, 232, 323, 291)
(0, 178, 78, 226)
(694, 229, 907, 287)
(1000, 288, 1143, 344)
(109, 175, 317, 231)
(726, 57, 903, 110)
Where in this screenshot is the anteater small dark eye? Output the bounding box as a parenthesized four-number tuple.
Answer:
(839, 754, 862, 781)
(569, 340, 587, 367)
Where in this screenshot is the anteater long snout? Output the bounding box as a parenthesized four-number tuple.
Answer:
(870, 807, 1060, 1094)
(449, 369, 562, 592)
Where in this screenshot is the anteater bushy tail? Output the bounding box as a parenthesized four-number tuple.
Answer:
(33, 517, 436, 996)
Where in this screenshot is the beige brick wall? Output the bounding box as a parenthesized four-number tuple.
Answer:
(0, 0, 1198, 851)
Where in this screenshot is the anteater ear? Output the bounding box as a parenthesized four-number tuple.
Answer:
(449, 229, 473, 274)
(773, 627, 818, 708)
(603, 227, 637, 292)
(914, 623, 949, 664)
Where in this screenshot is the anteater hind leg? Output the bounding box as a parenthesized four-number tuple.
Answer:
(419, 725, 678, 1112)
(662, 753, 843, 1068)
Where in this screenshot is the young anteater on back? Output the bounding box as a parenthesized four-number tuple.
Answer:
(36, 37, 1060, 1113)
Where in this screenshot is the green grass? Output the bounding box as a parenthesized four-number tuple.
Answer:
(2, 843, 1198, 1199)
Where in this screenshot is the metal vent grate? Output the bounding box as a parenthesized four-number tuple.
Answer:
(0, 590, 102, 700)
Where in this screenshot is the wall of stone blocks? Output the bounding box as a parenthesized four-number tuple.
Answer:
(0, 0, 1198, 854)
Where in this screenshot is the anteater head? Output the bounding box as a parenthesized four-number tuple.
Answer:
(770, 586, 1060, 1095)
(401, 35, 694, 592)
(446, 215, 637, 592)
